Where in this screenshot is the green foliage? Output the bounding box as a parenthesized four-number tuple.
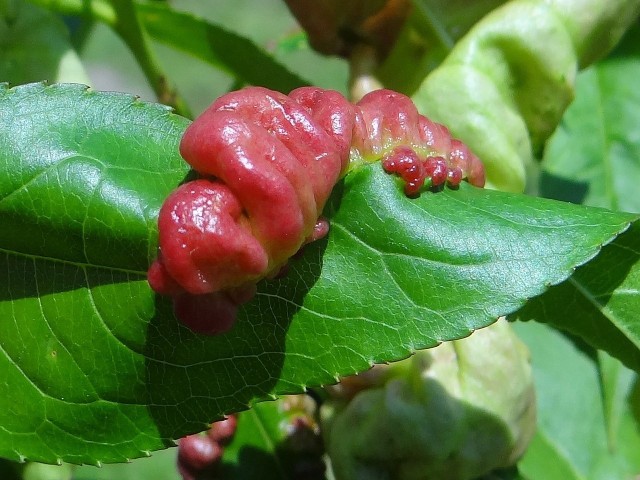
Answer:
(0, 0, 88, 84)
(514, 322, 640, 479)
(413, 0, 640, 192)
(514, 22, 640, 379)
(508, 27, 640, 478)
(377, 0, 509, 94)
(1, 0, 640, 478)
(540, 22, 640, 212)
(321, 320, 535, 479)
(3, 82, 638, 465)
(137, 2, 309, 93)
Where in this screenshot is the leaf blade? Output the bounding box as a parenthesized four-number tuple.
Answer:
(1, 83, 638, 464)
(519, 25, 640, 372)
(137, 2, 310, 93)
(514, 322, 640, 479)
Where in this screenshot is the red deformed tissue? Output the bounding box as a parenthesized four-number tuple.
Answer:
(148, 87, 485, 335)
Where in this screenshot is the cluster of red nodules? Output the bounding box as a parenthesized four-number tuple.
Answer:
(177, 415, 238, 480)
(382, 147, 450, 195)
(381, 138, 483, 195)
(148, 86, 485, 336)
(380, 138, 484, 196)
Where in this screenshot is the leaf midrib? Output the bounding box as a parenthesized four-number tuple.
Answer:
(0, 247, 146, 277)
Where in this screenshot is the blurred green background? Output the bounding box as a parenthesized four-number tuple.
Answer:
(80, 0, 348, 116)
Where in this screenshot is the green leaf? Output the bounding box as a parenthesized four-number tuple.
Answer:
(513, 321, 640, 479)
(378, 0, 508, 94)
(0, 83, 189, 464)
(516, 24, 640, 372)
(413, 0, 640, 192)
(513, 222, 640, 372)
(0, 82, 189, 271)
(0, 82, 638, 464)
(0, 0, 89, 84)
(136, 2, 309, 93)
(597, 350, 635, 452)
(540, 22, 640, 213)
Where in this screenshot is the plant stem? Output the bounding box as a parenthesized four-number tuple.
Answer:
(108, 0, 192, 117)
(348, 44, 383, 102)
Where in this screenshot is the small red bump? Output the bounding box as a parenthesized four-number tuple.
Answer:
(383, 146, 427, 195)
(467, 152, 486, 187)
(209, 415, 238, 445)
(306, 217, 330, 244)
(147, 259, 183, 296)
(447, 166, 463, 187)
(178, 434, 222, 471)
(425, 156, 448, 186)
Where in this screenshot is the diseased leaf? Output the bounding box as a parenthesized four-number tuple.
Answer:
(378, 0, 508, 94)
(413, 0, 640, 192)
(540, 22, 640, 213)
(136, 2, 309, 93)
(516, 23, 640, 373)
(514, 322, 640, 480)
(0, 83, 637, 464)
(0, 83, 189, 465)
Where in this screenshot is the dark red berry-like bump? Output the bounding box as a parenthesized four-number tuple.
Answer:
(382, 146, 426, 195)
(208, 415, 238, 445)
(172, 289, 244, 336)
(178, 434, 223, 471)
(176, 416, 239, 480)
(447, 166, 463, 187)
(424, 156, 448, 187)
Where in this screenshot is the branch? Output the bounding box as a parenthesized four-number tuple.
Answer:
(108, 0, 192, 117)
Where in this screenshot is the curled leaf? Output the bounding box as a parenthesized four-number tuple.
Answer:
(413, 0, 640, 192)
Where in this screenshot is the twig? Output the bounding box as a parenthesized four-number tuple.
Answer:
(108, 0, 192, 117)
